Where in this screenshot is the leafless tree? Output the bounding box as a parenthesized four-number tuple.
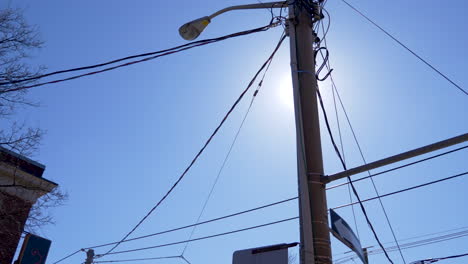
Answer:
(0, 8, 44, 154)
(0, 7, 66, 233)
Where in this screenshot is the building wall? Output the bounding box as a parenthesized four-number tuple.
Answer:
(0, 190, 33, 264)
(0, 147, 57, 264)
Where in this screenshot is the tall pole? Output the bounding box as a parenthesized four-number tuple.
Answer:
(288, 2, 332, 264)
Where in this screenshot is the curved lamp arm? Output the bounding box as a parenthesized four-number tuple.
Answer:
(179, 1, 288, 41)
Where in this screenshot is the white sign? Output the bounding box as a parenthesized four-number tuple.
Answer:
(330, 209, 368, 264)
(233, 243, 295, 264)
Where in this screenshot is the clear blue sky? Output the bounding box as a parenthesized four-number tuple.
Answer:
(3, 0, 467, 263)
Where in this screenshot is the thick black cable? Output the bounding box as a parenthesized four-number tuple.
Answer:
(52, 249, 81, 264)
(314, 47, 333, 81)
(97, 33, 287, 258)
(326, 74, 409, 263)
(315, 8, 331, 48)
(333, 225, 468, 258)
(180, 32, 285, 256)
(360, 246, 468, 264)
(81, 196, 297, 250)
(341, 0, 468, 96)
(327, 145, 468, 190)
(332, 170, 468, 262)
(317, 18, 407, 262)
(318, 13, 361, 241)
(432, 252, 468, 261)
(334, 230, 468, 263)
(93, 256, 181, 263)
(95, 217, 299, 256)
(315, 8, 361, 241)
(0, 24, 273, 86)
(369, 231, 468, 256)
(58, 169, 467, 258)
(0, 23, 276, 94)
(52, 197, 298, 262)
(333, 171, 468, 210)
(316, 89, 395, 263)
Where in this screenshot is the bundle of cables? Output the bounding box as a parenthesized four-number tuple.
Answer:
(0, 22, 278, 94)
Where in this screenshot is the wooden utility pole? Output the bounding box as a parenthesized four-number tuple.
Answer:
(288, 2, 332, 264)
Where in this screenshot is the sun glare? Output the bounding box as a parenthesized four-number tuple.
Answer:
(278, 73, 294, 110)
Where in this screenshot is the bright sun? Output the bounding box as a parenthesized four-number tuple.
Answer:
(277, 73, 294, 110)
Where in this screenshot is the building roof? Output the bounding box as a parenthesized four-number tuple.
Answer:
(0, 146, 46, 179)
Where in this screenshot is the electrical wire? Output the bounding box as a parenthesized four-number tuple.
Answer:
(179, 32, 285, 256)
(315, 7, 331, 48)
(0, 39, 219, 86)
(332, 171, 468, 210)
(333, 225, 468, 258)
(327, 65, 409, 262)
(95, 33, 287, 258)
(340, 0, 468, 96)
(332, 170, 468, 263)
(55, 166, 468, 261)
(339, 234, 468, 263)
(95, 217, 299, 257)
(334, 230, 468, 263)
(93, 256, 181, 263)
(0, 23, 279, 94)
(297, 5, 396, 260)
(52, 197, 298, 264)
(316, 17, 407, 262)
(318, 12, 360, 241)
(419, 252, 468, 263)
(94, 166, 467, 258)
(326, 23, 360, 243)
(51, 249, 81, 264)
(327, 145, 468, 190)
(86, 197, 296, 250)
(315, 47, 333, 81)
(316, 88, 395, 263)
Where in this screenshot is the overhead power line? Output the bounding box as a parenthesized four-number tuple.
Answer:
(0, 22, 279, 94)
(55, 168, 466, 262)
(333, 171, 468, 210)
(334, 229, 468, 263)
(341, 0, 468, 96)
(316, 88, 396, 263)
(414, 252, 468, 263)
(95, 217, 299, 257)
(86, 197, 296, 249)
(318, 10, 360, 241)
(52, 197, 297, 264)
(180, 32, 285, 256)
(334, 225, 468, 257)
(97, 33, 287, 258)
(93, 256, 181, 263)
(94, 166, 467, 257)
(318, 18, 406, 262)
(52, 250, 81, 264)
(327, 145, 468, 190)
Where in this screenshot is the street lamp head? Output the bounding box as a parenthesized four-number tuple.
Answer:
(179, 16, 211, 40)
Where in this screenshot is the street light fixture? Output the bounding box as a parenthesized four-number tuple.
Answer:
(179, 16, 211, 41)
(178, 1, 287, 40)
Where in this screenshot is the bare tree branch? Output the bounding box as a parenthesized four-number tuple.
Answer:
(0, 8, 44, 118)
(25, 187, 68, 233)
(0, 8, 65, 237)
(0, 122, 44, 157)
